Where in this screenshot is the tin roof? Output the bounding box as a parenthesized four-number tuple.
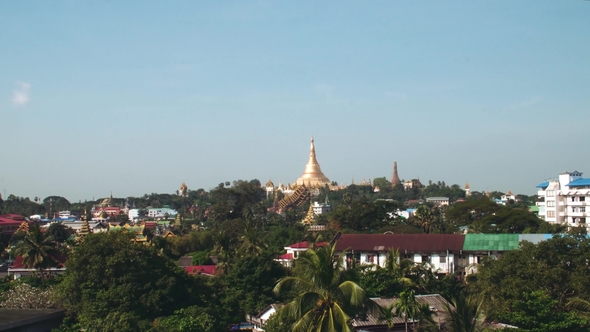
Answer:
(462, 234, 520, 251)
(334, 234, 465, 252)
(353, 294, 450, 328)
(567, 178, 590, 187)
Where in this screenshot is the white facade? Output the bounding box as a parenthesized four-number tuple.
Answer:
(128, 209, 140, 221)
(537, 171, 590, 228)
(343, 251, 456, 274)
(312, 201, 332, 215)
(147, 207, 178, 219)
(426, 197, 449, 206)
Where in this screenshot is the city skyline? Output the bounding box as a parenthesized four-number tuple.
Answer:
(1, 1, 589, 201)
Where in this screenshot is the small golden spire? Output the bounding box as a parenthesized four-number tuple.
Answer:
(302, 201, 315, 225)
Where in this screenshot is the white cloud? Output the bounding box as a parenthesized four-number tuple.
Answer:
(12, 82, 31, 107)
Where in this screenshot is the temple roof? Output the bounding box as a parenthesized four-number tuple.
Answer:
(295, 137, 330, 187)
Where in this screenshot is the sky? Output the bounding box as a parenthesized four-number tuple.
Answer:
(1, 1, 589, 202)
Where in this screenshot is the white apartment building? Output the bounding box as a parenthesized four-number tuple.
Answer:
(537, 171, 590, 228)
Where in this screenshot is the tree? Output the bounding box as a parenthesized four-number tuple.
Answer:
(497, 291, 588, 332)
(443, 293, 484, 332)
(58, 232, 207, 330)
(361, 249, 413, 298)
(273, 243, 377, 332)
(473, 234, 590, 327)
(45, 223, 74, 244)
(394, 289, 419, 332)
(13, 224, 60, 281)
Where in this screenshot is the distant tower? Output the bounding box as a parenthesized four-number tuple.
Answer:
(465, 182, 471, 197)
(391, 162, 400, 187)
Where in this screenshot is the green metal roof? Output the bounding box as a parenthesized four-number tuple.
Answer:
(463, 234, 520, 251)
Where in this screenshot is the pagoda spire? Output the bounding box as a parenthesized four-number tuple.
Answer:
(391, 161, 400, 187)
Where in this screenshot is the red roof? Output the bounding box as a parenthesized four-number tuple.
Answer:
(278, 253, 293, 260)
(144, 222, 157, 229)
(287, 241, 328, 249)
(0, 214, 26, 220)
(0, 217, 25, 225)
(12, 253, 67, 269)
(185, 265, 216, 276)
(334, 234, 465, 253)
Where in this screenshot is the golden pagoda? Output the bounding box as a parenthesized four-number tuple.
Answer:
(302, 202, 315, 225)
(295, 137, 330, 187)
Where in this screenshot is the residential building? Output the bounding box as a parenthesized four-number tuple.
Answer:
(426, 197, 449, 206)
(278, 234, 552, 276)
(537, 171, 590, 228)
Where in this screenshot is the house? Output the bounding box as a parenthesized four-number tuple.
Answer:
(185, 265, 216, 276)
(353, 294, 450, 331)
(274, 241, 327, 268)
(246, 304, 281, 331)
(8, 254, 67, 280)
(537, 171, 590, 228)
(245, 295, 451, 332)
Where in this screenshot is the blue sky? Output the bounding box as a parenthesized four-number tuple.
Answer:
(1, 1, 589, 202)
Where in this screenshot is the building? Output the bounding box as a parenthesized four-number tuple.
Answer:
(312, 201, 332, 215)
(0, 214, 29, 235)
(246, 295, 451, 332)
(426, 197, 450, 206)
(278, 234, 553, 276)
(147, 207, 178, 219)
(295, 137, 331, 187)
(537, 171, 590, 228)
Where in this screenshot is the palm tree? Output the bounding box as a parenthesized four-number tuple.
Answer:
(394, 289, 419, 332)
(414, 205, 434, 234)
(13, 224, 60, 281)
(238, 224, 267, 257)
(443, 293, 483, 332)
(273, 243, 377, 332)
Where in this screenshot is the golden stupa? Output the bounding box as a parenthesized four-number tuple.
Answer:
(295, 137, 330, 187)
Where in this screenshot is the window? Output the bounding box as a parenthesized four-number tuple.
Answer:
(366, 255, 374, 263)
(547, 201, 555, 207)
(439, 255, 447, 263)
(547, 211, 556, 218)
(581, 207, 586, 213)
(546, 190, 555, 197)
(422, 255, 430, 263)
(581, 196, 586, 202)
(559, 206, 565, 212)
